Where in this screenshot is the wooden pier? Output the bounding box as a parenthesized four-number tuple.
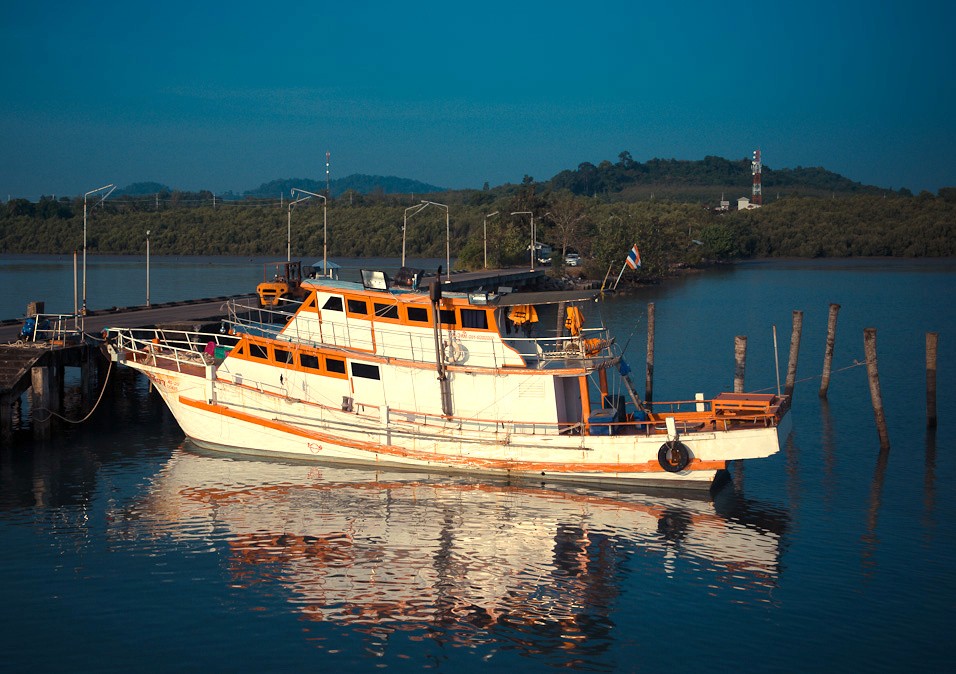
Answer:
(0, 296, 251, 440)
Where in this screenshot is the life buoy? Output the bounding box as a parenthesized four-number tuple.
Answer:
(658, 441, 690, 472)
(443, 339, 465, 363)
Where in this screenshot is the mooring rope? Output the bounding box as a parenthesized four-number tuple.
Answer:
(748, 358, 866, 395)
(32, 357, 114, 424)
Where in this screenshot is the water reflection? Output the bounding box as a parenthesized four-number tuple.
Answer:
(862, 446, 890, 577)
(820, 400, 837, 508)
(123, 446, 788, 659)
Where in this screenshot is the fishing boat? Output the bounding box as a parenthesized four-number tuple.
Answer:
(103, 267, 787, 489)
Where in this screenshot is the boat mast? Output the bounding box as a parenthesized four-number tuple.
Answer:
(430, 282, 453, 416)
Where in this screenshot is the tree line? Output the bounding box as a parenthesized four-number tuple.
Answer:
(2, 185, 953, 286)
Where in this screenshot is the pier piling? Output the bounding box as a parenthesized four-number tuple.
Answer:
(30, 365, 54, 439)
(926, 332, 938, 428)
(734, 335, 747, 393)
(784, 310, 803, 398)
(819, 303, 841, 398)
(864, 328, 890, 450)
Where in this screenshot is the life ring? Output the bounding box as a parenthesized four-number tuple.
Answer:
(443, 338, 465, 363)
(658, 441, 690, 472)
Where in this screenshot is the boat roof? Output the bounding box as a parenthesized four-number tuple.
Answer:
(494, 289, 601, 306)
(302, 277, 600, 306)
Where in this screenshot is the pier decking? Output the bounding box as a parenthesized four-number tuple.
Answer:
(0, 296, 252, 440)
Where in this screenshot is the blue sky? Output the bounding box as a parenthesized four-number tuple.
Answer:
(1, 0, 953, 199)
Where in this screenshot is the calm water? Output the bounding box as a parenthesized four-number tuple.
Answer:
(1, 256, 954, 672)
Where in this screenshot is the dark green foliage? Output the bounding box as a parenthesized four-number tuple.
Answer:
(548, 154, 893, 200)
(3, 159, 954, 280)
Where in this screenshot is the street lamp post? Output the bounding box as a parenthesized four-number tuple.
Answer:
(82, 183, 115, 325)
(510, 211, 534, 270)
(483, 211, 499, 269)
(402, 202, 429, 268)
(146, 229, 151, 307)
(421, 201, 451, 282)
(287, 188, 326, 270)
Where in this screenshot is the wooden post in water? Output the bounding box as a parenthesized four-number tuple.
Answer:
(0, 393, 14, 442)
(864, 328, 890, 450)
(645, 302, 655, 409)
(819, 303, 841, 398)
(30, 365, 52, 440)
(926, 332, 938, 428)
(734, 335, 747, 393)
(784, 310, 803, 398)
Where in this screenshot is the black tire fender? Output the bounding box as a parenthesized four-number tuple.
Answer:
(658, 441, 691, 472)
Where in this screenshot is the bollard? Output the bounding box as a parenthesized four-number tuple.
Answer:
(926, 332, 938, 428)
(734, 335, 747, 393)
(864, 328, 890, 450)
(784, 310, 803, 398)
(819, 303, 841, 398)
(645, 302, 655, 408)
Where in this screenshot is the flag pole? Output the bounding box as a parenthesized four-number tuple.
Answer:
(612, 260, 629, 290)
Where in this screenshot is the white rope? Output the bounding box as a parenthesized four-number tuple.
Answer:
(32, 358, 113, 424)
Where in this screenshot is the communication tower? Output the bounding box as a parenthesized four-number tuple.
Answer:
(751, 149, 762, 206)
(326, 151, 331, 198)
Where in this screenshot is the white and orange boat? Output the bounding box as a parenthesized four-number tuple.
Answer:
(104, 267, 787, 489)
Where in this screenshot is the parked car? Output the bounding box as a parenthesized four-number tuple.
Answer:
(564, 253, 581, 267)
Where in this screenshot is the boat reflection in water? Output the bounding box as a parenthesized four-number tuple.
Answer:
(133, 444, 787, 655)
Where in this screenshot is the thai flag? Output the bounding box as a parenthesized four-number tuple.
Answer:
(626, 244, 641, 269)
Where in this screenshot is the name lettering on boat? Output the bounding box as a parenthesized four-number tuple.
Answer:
(147, 372, 179, 392)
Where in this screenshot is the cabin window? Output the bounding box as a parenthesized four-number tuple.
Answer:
(304, 295, 317, 310)
(299, 353, 320, 370)
(407, 306, 429, 323)
(249, 343, 268, 360)
(439, 309, 457, 326)
(351, 362, 381, 380)
(322, 296, 343, 312)
(347, 299, 368, 315)
(273, 348, 293, 364)
(374, 302, 399, 320)
(460, 308, 488, 329)
(326, 357, 346, 374)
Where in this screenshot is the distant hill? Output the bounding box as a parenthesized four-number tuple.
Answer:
(545, 154, 899, 200)
(115, 181, 172, 196)
(111, 154, 904, 205)
(243, 174, 446, 199)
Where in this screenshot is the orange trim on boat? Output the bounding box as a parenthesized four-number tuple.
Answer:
(178, 396, 724, 474)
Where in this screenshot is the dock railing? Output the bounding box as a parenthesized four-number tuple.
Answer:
(19, 313, 83, 345)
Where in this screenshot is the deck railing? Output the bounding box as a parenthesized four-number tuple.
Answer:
(106, 328, 240, 373)
(106, 324, 782, 442)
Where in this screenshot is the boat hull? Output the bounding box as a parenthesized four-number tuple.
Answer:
(137, 362, 781, 490)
